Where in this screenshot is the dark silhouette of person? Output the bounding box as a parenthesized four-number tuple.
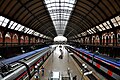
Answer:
(41, 66, 44, 76)
(73, 75, 77, 80)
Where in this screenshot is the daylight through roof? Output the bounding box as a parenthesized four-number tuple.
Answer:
(45, 0, 76, 36)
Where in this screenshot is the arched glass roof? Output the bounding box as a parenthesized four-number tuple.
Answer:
(45, 0, 76, 35)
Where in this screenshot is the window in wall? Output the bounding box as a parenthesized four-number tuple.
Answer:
(5, 32, 11, 38)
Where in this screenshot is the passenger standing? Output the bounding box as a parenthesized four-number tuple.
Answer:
(73, 75, 77, 80)
(41, 66, 44, 76)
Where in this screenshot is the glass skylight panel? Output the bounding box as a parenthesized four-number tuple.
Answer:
(106, 21, 112, 28)
(15, 24, 22, 30)
(99, 24, 105, 30)
(10, 22, 17, 29)
(18, 26, 24, 31)
(2, 18, 9, 27)
(45, 0, 75, 35)
(103, 22, 110, 29)
(91, 28, 96, 33)
(8, 21, 14, 28)
(87, 30, 91, 34)
(24, 27, 29, 33)
(111, 18, 118, 27)
(96, 26, 102, 31)
(89, 29, 93, 34)
(115, 16, 120, 25)
(0, 16, 5, 25)
(34, 32, 40, 36)
(27, 29, 34, 34)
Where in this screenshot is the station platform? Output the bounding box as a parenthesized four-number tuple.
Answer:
(31, 45, 106, 80)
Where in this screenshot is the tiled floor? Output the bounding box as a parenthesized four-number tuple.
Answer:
(31, 45, 82, 80)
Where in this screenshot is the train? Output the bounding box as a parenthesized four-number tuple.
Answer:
(0, 46, 54, 80)
(66, 46, 120, 80)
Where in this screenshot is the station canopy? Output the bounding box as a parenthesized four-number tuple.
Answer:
(0, 0, 120, 40)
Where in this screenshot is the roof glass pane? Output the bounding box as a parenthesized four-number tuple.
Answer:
(115, 16, 120, 25)
(96, 26, 102, 31)
(18, 26, 24, 31)
(45, 0, 76, 35)
(111, 18, 118, 27)
(106, 21, 112, 28)
(8, 21, 14, 28)
(34, 32, 40, 36)
(91, 28, 96, 33)
(0, 16, 5, 25)
(103, 22, 110, 29)
(27, 29, 34, 34)
(24, 27, 29, 33)
(15, 24, 22, 30)
(87, 30, 91, 34)
(10, 22, 17, 29)
(2, 18, 9, 27)
(99, 24, 105, 30)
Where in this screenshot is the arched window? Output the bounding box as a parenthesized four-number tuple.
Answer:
(13, 34, 18, 39)
(25, 36, 29, 43)
(5, 32, 11, 43)
(96, 35, 99, 44)
(12, 34, 18, 43)
(20, 36, 24, 43)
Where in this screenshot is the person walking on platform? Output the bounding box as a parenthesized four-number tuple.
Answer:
(41, 66, 44, 76)
(73, 75, 77, 80)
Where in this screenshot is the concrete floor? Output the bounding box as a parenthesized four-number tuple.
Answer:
(31, 45, 82, 80)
